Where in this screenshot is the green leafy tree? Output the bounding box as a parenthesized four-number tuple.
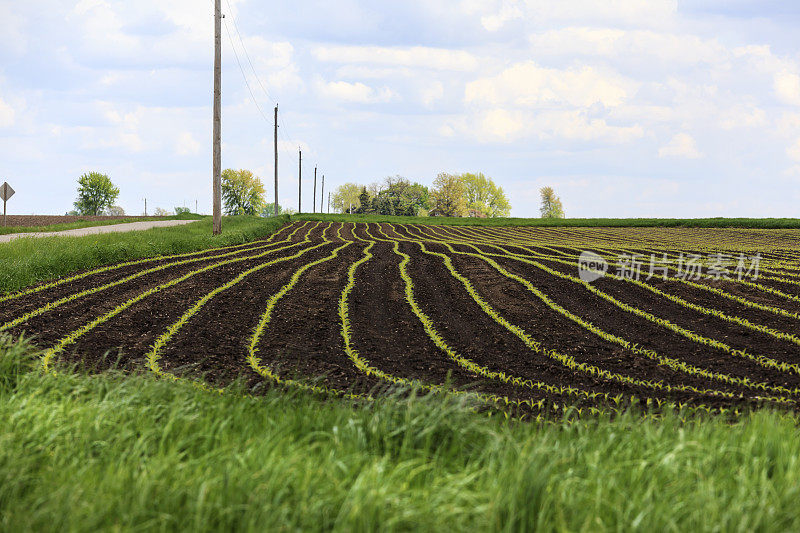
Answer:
(430, 173, 467, 217)
(106, 205, 126, 216)
(540, 186, 565, 219)
(332, 183, 362, 214)
(460, 172, 510, 217)
(73, 172, 120, 216)
(261, 203, 292, 216)
(174, 207, 190, 215)
(221, 169, 266, 216)
(374, 177, 430, 216)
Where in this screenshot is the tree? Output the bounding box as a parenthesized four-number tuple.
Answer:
(374, 176, 430, 216)
(460, 172, 510, 217)
(429, 173, 467, 217)
(153, 207, 171, 217)
(73, 172, 120, 216)
(331, 183, 362, 214)
(221, 169, 266, 215)
(355, 187, 375, 214)
(540, 186, 565, 218)
(174, 207, 190, 215)
(106, 205, 126, 216)
(261, 203, 294, 216)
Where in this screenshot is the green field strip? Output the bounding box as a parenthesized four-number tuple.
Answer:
(147, 234, 347, 385)
(40, 222, 330, 371)
(0, 220, 308, 305)
(0, 222, 316, 334)
(417, 239, 796, 402)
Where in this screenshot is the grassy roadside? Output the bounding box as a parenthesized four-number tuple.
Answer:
(0, 212, 204, 236)
(295, 213, 800, 229)
(0, 215, 289, 293)
(0, 336, 799, 532)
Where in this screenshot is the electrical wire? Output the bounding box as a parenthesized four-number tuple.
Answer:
(223, 19, 272, 126)
(224, 0, 278, 106)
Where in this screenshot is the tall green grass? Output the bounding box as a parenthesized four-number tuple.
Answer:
(296, 213, 800, 229)
(0, 215, 289, 293)
(0, 336, 798, 532)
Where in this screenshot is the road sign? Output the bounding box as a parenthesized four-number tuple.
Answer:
(0, 182, 13, 202)
(1, 182, 13, 227)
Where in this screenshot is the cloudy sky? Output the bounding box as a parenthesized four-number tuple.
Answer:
(1, 0, 799, 217)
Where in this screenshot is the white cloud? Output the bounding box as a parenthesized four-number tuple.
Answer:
(276, 139, 311, 155)
(481, 2, 523, 31)
(788, 139, 800, 162)
(421, 82, 444, 107)
(312, 45, 478, 71)
(528, 28, 727, 66)
(316, 80, 396, 103)
(175, 132, 200, 156)
(718, 105, 767, 130)
(465, 62, 632, 108)
(450, 108, 644, 143)
(0, 97, 15, 127)
(481, 109, 524, 140)
(72, 0, 140, 57)
(243, 39, 302, 91)
(474, 0, 677, 30)
(658, 133, 702, 159)
(775, 69, 800, 106)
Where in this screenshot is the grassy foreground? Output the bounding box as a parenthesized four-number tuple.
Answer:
(296, 213, 800, 229)
(0, 215, 289, 293)
(1, 336, 799, 532)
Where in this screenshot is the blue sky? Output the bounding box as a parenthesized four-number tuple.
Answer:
(1, 0, 799, 217)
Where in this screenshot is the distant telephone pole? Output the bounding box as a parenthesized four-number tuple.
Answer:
(313, 166, 317, 214)
(320, 174, 325, 213)
(143, 198, 147, 216)
(274, 105, 279, 216)
(328, 192, 331, 214)
(211, 0, 222, 235)
(298, 148, 302, 213)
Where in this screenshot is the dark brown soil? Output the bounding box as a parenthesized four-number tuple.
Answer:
(2, 215, 170, 227)
(7, 221, 800, 413)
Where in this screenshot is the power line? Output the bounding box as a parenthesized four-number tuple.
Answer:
(223, 19, 271, 126)
(224, 0, 278, 106)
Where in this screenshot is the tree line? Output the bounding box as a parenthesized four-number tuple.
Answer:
(332, 172, 511, 218)
(67, 170, 564, 219)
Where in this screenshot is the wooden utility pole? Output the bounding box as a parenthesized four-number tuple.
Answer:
(313, 166, 317, 214)
(143, 198, 147, 216)
(298, 149, 302, 213)
(274, 105, 279, 216)
(328, 192, 330, 214)
(212, 0, 222, 235)
(320, 174, 325, 213)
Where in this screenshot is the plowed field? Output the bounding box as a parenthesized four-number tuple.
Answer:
(4, 221, 800, 416)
